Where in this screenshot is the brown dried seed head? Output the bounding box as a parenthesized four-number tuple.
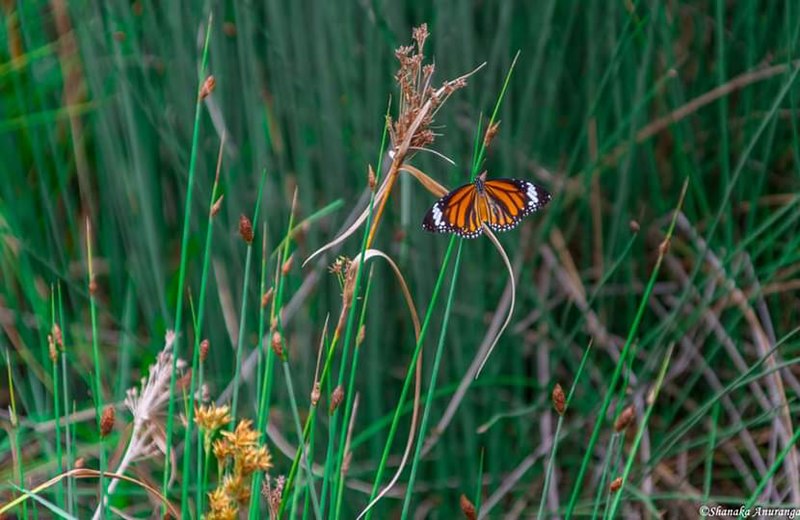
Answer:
(113, 31, 126, 42)
(100, 405, 115, 437)
(629, 219, 640, 233)
(483, 121, 501, 149)
(614, 405, 635, 432)
(89, 278, 98, 295)
(211, 195, 224, 217)
(239, 214, 254, 244)
(200, 338, 210, 362)
(610, 477, 623, 493)
(459, 494, 477, 520)
(74, 457, 85, 469)
(281, 254, 294, 276)
(367, 165, 377, 191)
(200, 75, 216, 100)
(271, 331, 283, 358)
(223, 21, 237, 37)
(329, 385, 344, 414)
(261, 287, 274, 309)
(310, 383, 321, 407)
(658, 237, 671, 256)
(552, 383, 566, 416)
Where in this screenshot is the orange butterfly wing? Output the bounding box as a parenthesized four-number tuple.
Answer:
(483, 179, 550, 232)
(422, 182, 484, 238)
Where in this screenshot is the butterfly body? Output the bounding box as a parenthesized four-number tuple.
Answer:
(422, 172, 551, 238)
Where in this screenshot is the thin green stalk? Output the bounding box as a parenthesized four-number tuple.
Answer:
(162, 13, 213, 506)
(606, 343, 675, 518)
(231, 169, 268, 422)
(401, 241, 464, 517)
(57, 285, 74, 515)
(703, 401, 721, 501)
(49, 290, 63, 510)
(180, 138, 225, 515)
(537, 343, 593, 519)
(86, 219, 107, 519)
(589, 435, 618, 520)
(364, 236, 457, 519)
(5, 350, 27, 520)
(249, 221, 272, 519)
(281, 359, 323, 519)
(564, 180, 688, 518)
(332, 270, 375, 516)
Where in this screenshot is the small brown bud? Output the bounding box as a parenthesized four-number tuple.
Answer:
(367, 165, 377, 191)
(658, 237, 671, 256)
(74, 457, 85, 469)
(261, 287, 274, 309)
(210, 195, 224, 217)
(200, 339, 210, 362)
(310, 383, 321, 407)
(223, 21, 237, 37)
(281, 254, 294, 276)
(329, 385, 344, 414)
(483, 121, 501, 149)
(629, 219, 640, 233)
(614, 405, 635, 433)
(113, 31, 126, 42)
(356, 324, 366, 347)
(100, 406, 115, 437)
(88, 278, 98, 296)
(271, 332, 283, 358)
(609, 477, 623, 493)
(552, 383, 566, 416)
(199, 75, 216, 100)
(270, 316, 278, 331)
(132, 1, 143, 16)
(239, 214, 254, 244)
(459, 494, 477, 520)
(341, 452, 352, 476)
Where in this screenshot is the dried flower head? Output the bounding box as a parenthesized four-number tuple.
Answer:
(386, 24, 469, 158)
(100, 405, 116, 437)
(330, 385, 345, 414)
(207, 487, 237, 520)
(483, 121, 501, 150)
(610, 477, 623, 493)
(52, 323, 63, 349)
(270, 331, 284, 358)
(88, 277, 98, 295)
(552, 383, 566, 416)
(614, 405, 635, 433)
(263, 475, 285, 520)
(310, 382, 321, 407)
(74, 457, 85, 469)
(261, 287, 274, 309)
(629, 219, 640, 233)
(48, 333, 57, 362)
(460, 493, 477, 520)
(211, 195, 224, 217)
(200, 338, 210, 362)
(200, 75, 216, 99)
(239, 214, 254, 244)
(281, 254, 294, 275)
(356, 324, 366, 347)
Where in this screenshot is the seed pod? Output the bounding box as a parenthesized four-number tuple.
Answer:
(367, 165, 377, 191)
(329, 386, 344, 414)
(281, 254, 294, 275)
(270, 331, 284, 358)
(552, 383, 566, 416)
(459, 494, 477, 520)
(239, 215, 254, 244)
(610, 477, 623, 493)
(199, 75, 216, 99)
(100, 406, 116, 438)
(614, 405, 635, 433)
(200, 339, 210, 362)
(261, 288, 274, 309)
(629, 219, 640, 233)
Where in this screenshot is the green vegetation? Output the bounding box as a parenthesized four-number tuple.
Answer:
(2, 1, 800, 518)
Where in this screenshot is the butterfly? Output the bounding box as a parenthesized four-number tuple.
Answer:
(422, 171, 551, 239)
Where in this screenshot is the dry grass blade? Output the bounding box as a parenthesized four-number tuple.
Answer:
(399, 164, 448, 197)
(475, 225, 515, 378)
(0, 468, 180, 518)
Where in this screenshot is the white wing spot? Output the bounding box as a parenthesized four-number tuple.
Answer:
(526, 183, 539, 207)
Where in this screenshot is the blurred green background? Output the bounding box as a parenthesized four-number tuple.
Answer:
(2, 0, 800, 518)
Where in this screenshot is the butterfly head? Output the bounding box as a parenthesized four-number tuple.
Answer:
(474, 171, 488, 193)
